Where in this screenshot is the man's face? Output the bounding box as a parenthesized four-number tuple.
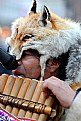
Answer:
(12, 50, 41, 79)
(12, 50, 60, 80)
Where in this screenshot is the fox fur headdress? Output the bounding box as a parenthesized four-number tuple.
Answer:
(6, 0, 81, 82)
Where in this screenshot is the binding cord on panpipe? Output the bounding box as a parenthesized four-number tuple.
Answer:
(0, 93, 56, 118)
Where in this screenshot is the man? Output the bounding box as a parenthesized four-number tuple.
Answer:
(6, 0, 81, 120)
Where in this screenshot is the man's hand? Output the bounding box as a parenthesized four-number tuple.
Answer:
(42, 76, 76, 108)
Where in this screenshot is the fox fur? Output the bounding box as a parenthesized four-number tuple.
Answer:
(6, 0, 81, 82)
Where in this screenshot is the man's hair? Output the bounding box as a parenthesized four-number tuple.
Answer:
(26, 49, 40, 58)
(56, 51, 69, 81)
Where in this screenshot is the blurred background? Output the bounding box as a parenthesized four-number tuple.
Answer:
(0, 0, 81, 75)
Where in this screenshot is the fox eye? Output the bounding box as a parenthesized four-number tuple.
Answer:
(22, 34, 34, 41)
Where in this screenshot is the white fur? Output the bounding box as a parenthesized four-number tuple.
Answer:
(64, 92, 81, 121)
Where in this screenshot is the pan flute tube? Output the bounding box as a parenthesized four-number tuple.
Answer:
(0, 74, 9, 108)
(0, 74, 8, 93)
(3, 76, 16, 94)
(31, 92, 46, 119)
(11, 78, 31, 116)
(25, 80, 43, 119)
(38, 96, 54, 121)
(5, 77, 23, 113)
(2, 75, 16, 110)
(18, 79, 37, 117)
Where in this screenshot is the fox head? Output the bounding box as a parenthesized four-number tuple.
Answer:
(6, 0, 81, 81)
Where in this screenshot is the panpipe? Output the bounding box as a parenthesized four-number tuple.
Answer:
(0, 74, 64, 121)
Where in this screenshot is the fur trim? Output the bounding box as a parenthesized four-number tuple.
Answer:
(64, 91, 81, 121)
(66, 40, 81, 84)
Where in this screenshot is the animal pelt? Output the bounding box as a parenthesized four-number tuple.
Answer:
(6, 0, 81, 82)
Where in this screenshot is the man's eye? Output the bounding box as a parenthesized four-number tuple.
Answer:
(22, 34, 34, 41)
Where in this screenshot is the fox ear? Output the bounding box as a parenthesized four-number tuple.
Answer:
(39, 5, 51, 27)
(28, 0, 37, 14)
